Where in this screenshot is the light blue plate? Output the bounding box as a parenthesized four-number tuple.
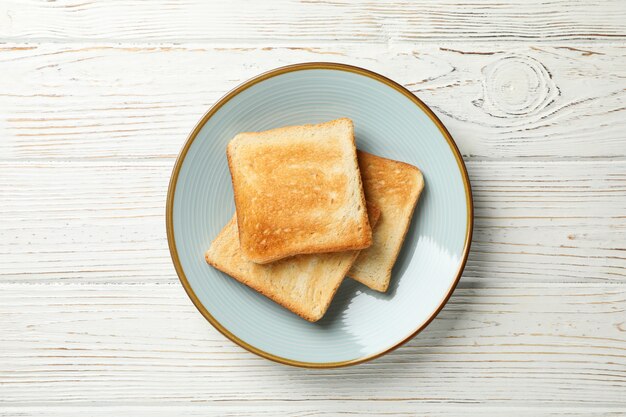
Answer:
(166, 63, 473, 368)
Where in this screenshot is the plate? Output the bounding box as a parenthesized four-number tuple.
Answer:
(166, 63, 473, 367)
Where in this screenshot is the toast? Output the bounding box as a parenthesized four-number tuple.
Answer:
(205, 204, 381, 322)
(348, 151, 424, 292)
(226, 118, 372, 264)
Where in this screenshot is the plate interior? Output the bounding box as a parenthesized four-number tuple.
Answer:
(172, 68, 469, 365)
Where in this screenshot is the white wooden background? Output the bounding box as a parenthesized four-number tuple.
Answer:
(1, 1, 625, 416)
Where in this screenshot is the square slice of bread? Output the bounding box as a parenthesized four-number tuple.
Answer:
(205, 204, 381, 322)
(348, 151, 425, 292)
(226, 118, 372, 264)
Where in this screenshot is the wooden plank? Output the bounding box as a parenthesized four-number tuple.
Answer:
(1, 159, 624, 284)
(1, 43, 624, 160)
(1, 405, 625, 417)
(1, 1, 624, 43)
(0, 282, 624, 407)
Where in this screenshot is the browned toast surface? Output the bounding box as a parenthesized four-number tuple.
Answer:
(226, 118, 372, 264)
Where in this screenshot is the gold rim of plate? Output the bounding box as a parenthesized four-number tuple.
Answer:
(165, 62, 474, 368)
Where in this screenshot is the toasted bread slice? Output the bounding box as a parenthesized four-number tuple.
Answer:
(205, 204, 380, 322)
(226, 118, 372, 264)
(348, 151, 424, 292)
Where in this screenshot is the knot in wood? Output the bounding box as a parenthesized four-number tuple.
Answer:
(478, 54, 558, 118)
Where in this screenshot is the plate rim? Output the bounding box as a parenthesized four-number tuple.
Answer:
(166, 62, 474, 368)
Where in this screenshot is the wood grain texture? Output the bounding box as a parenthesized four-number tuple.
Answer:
(2, 1, 626, 413)
(3, 406, 626, 417)
(1, 43, 624, 160)
(1, 160, 624, 284)
(0, 282, 624, 410)
(1, 0, 625, 43)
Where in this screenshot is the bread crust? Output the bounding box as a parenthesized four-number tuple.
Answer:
(348, 151, 425, 292)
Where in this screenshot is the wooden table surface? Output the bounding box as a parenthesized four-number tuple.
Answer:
(1, 1, 625, 415)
